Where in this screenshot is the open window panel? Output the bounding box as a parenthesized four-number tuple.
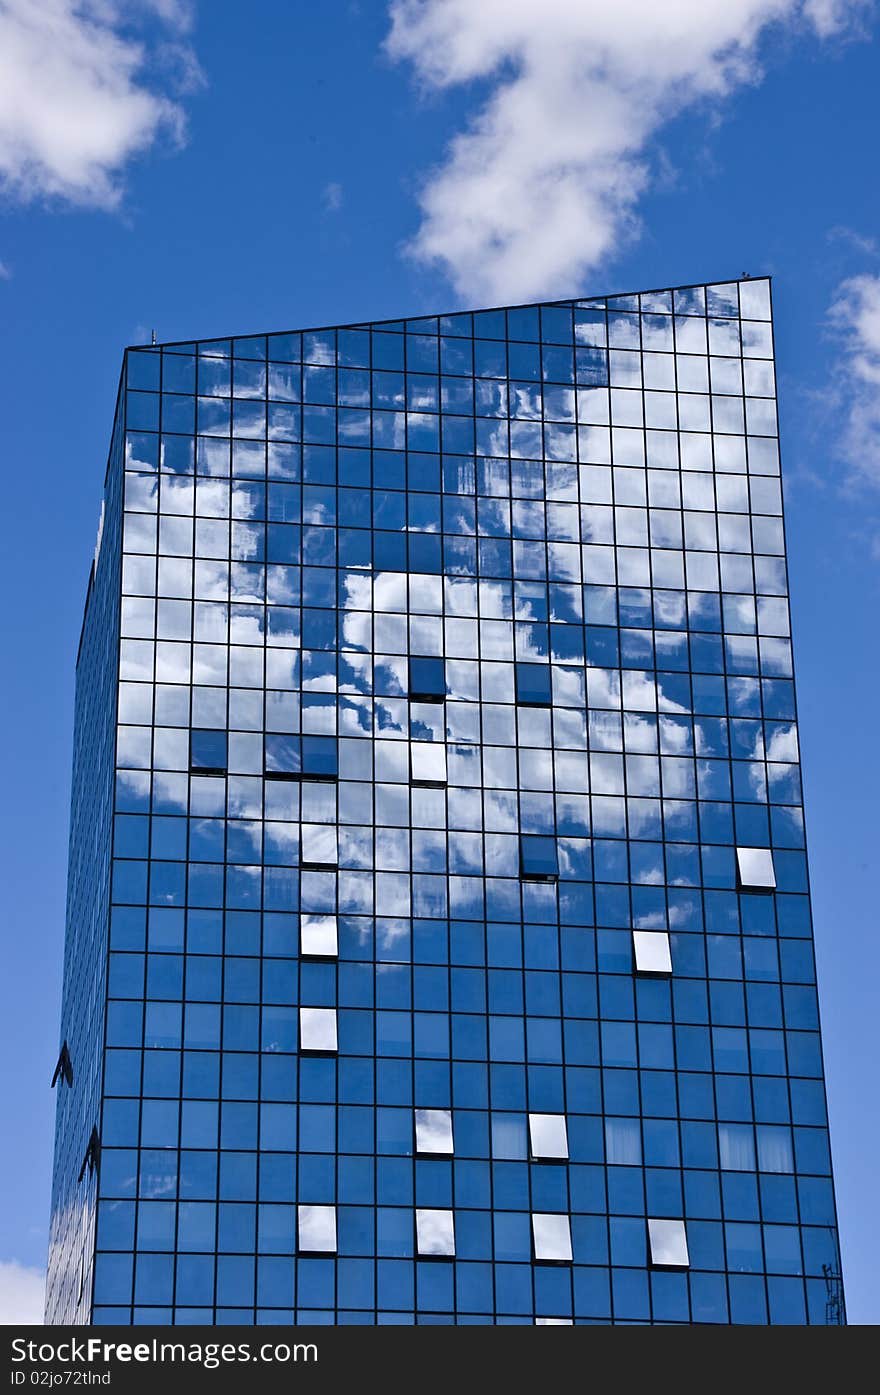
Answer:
(516, 662, 552, 707)
(415, 1108, 454, 1156)
(632, 929, 672, 976)
(415, 1208, 455, 1257)
(531, 1213, 572, 1263)
(408, 656, 446, 703)
(299, 1006, 337, 1053)
(736, 845, 776, 890)
(297, 1204, 336, 1254)
(190, 728, 227, 775)
(528, 1113, 569, 1161)
(648, 1217, 690, 1269)
(300, 914, 337, 958)
(410, 741, 447, 787)
(520, 834, 559, 882)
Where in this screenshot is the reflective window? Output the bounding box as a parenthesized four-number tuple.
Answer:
(54, 278, 842, 1327)
(189, 729, 226, 773)
(516, 662, 551, 707)
(736, 846, 776, 889)
(532, 1213, 572, 1263)
(415, 1109, 454, 1156)
(632, 929, 672, 975)
(647, 1217, 690, 1268)
(299, 1007, 337, 1053)
(520, 835, 559, 882)
(298, 1204, 336, 1254)
(411, 742, 447, 786)
(300, 914, 337, 958)
(528, 1113, 569, 1160)
(408, 657, 446, 702)
(416, 1208, 455, 1257)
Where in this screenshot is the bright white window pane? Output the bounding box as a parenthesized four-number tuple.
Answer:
(528, 1113, 569, 1160)
(536, 1317, 572, 1325)
(298, 1204, 336, 1253)
(415, 1108, 454, 1155)
(648, 1217, 689, 1268)
(736, 845, 776, 889)
(416, 1208, 455, 1257)
(299, 1006, 337, 1053)
(300, 913, 337, 957)
(633, 929, 672, 975)
(411, 741, 447, 785)
(532, 1213, 572, 1263)
(301, 823, 338, 867)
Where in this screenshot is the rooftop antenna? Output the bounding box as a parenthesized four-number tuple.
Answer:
(151, 329, 157, 346)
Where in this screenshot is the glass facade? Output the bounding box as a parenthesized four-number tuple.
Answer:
(47, 278, 845, 1325)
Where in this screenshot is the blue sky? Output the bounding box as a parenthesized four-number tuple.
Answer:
(0, 0, 878, 1324)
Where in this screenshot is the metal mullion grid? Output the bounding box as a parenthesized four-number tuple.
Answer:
(617, 302, 665, 1323)
(607, 310, 639, 1313)
(94, 373, 142, 1323)
(758, 284, 829, 1320)
(643, 303, 692, 1325)
(729, 389, 789, 1321)
(363, 409, 382, 1321)
(250, 721, 268, 1323)
(211, 783, 233, 1321)
(717, 339, 774, 1322)
(689, 321, 741, 1323)
(672, 291, 714, 1316)
(576, 295, 616, 1323)
(359, 338, 381, 1319)
(539, 672, 575, 1324)
(471, 530, 500, 1326)
(80, 421, 124, 1316)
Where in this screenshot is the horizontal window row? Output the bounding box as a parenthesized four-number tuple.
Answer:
(97, 1104, 821, 1172)
(125, 437, 781, 496)
(95, 1202, 687, 1267)
(109, 838, 777, 887)
(118, 664, 797, 724)
(124, 355, 776, 413)
(124, 387, 777, 437)
(129, 338, 772, 403)
(117, 557, 786, 605)
(100, 1022, 827, 1080)
(130, 311, 771, 385)
(98, 1049, 829, 1129)
(119, 572, 791, 626)
(121, 442, 782, 494)
(122, 561, 789, 613)
(98, 1100, 821, 1166)
(136, 285, 770, 363)
(107, 910, 819, 984)
(121, 510, 788, 560)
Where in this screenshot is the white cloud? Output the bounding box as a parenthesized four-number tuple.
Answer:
(828, 273, 880, 488)
(323, 180, 344, 212)
(386, 0, 870, 302)
(0, 0, 200, 210)
(0, 259, 10, 279)
(0, 1260, 45, 1325)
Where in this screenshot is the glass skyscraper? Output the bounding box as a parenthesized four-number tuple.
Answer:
(46, 277, 845, 1326)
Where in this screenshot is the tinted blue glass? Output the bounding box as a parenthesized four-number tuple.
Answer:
(47, 279, 843, 1327)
